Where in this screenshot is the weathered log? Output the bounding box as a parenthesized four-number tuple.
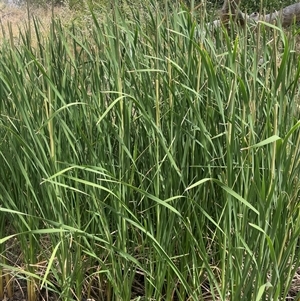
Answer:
(249, 2, 300, 27)
(217, 1, 300, 28)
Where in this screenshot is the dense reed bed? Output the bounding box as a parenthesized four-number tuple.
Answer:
(0, 1, 300, 300)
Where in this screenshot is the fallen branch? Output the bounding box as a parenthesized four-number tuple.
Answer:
(248, 2, 300, 27)
(209, 1, 300, 29)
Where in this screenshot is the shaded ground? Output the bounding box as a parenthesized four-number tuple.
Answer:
(1, 234, 300, 301)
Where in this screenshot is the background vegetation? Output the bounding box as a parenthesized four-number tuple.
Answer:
(2, 0, 299, 13)
(0, 0, 300, 301)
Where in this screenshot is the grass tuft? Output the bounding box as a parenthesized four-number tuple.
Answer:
(0, 1, 300, 301)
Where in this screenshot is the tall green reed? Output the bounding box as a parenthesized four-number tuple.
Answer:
(0, 1, 300, 301)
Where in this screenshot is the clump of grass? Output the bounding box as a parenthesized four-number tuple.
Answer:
(0, 1, 300, 301)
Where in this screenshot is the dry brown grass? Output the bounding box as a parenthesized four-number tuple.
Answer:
(0, 2, 76, 43)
